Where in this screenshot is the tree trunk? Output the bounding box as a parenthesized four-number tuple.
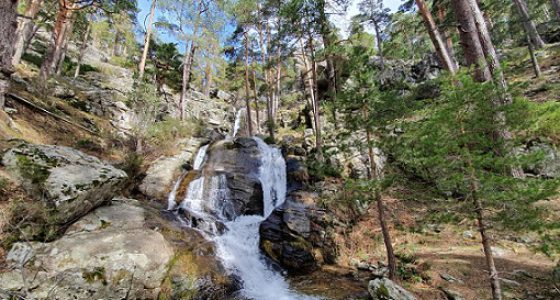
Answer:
(75, 15, 92, 78)
(299, 38, 316, 134)
(252, 69, 260, 133)
(552, 0, 560, 20)
(465, 153, 503, 300)
(416, 0, 458, 73)
(39, 0, 73, 82)
(527, 37, 542, 78)
(179, 43, 197, 120)
(138, 0, 157, 81)
(513, 0, 546, 49)
(437, 3, 458, 69)
(364, 110, 396, 280)
(308, 33, 323, 162)
(467, 0, 525, 178)
(243, 30, 254, 136)
(372, 20, 385, 69)
(0, 0, 19, 110)
(12, 0, 43, 66)
(256, 5, 274, 140)
(23, 21, 41, 55)
(451, 0, 492, 81)
(179, 0, 203, 121)
(56, 16, 75, 75)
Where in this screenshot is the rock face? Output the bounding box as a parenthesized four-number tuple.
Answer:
(259, 191, 336, 274)
(368, 278, 417, 300)
(203, 137, 264, 217)
(260, 156, 336, 274)
(2, 142, 127, 235)
(139, 138, 204, 201)
(0, 199, 173, 299)
(521, 141, 560, 178)
(0, 199, 240, 300)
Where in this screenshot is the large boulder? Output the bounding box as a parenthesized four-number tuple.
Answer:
(368, 278, 417, 300)
(521, 141, 560, 178)
(259, 190, 336, 274)
(139, 138, 204, 201)
(0, 199, 239, 300)
(202, 137, 264, 217)
(2, 142, 127, 238)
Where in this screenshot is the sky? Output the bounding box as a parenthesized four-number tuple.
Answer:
(136, 0, 404, 48)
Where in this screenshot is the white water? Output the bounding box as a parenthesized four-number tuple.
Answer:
(193, 144, 209, 170)
(166, 145, 209, 210)
(170, 138, 318, 300)
(232, 108, 246, 138)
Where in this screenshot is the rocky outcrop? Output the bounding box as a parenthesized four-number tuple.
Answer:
(259, 190, 336, 274)
(520, 141, 560, 178)
(2, 142, 127, 238)
(368, 278, 417, 300)
(139, 138, 204, 201)
(0, 199, 239, 300)
(202, 138, 264, 217)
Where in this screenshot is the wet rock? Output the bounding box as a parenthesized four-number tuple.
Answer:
(2, 142, 127, 238)
(260, 191, 336, 274)
(202, 138, 265, 216)
(368, 278, 417, 300)
(139, 138, 203, 201)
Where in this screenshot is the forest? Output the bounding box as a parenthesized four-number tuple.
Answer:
(0, 0, 560, 299)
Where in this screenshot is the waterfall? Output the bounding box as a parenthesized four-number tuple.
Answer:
(170, 138, 318, 300)
(232, 108, 246, 138)
(167, 145, 209, 210)
(193, 144, 209, 170)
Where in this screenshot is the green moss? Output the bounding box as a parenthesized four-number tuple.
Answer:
(82, 267, 107, 285)
(16, 155, 50, 187)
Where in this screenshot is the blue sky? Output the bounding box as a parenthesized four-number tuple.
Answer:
(136, 0, 405, 48)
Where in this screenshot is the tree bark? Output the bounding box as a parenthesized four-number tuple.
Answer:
(39, 0, 73, 82)
(56, 16, 75, 75)
(416, 0, 458, 73)
(307, 33, 323, 162)
(513, 0, 546, 49)
(74, 14, 92, 78)
(372, 19, 385, 69)
(299, 38, 317, 133)
(364, 109, 396, 280)
(138, 0, 157, 81)
(252, 69, 260, 133)
(12, 0, 43, 66)
(243, 30, 254, 136)
(465, 151, 502, 300)
(180, 42, 197, 120)
(436, 3, 458, 69)
(203, 63, 212, 96)
(0, 0, 19, 110)
(451, 0, 492, 81)
(527, 37, 542, 78)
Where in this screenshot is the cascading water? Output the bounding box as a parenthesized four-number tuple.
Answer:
(169, 137, 318, 300)
(232, 108, 246, 138)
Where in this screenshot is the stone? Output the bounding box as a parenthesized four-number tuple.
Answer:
(440, 288, 465, 300)
(0, 199, 173, 300)
(259, 191, 336, 274)
(491, 246, 507, 257)
(368, 278, 417, 300)
(2, 142, 127, 236)
(53, 85, 76, 99)
(139, 138, 203, 201)
(462, 231, 475, 239)
(521, 142, 560, 178)
(439, 273, 463, 284)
